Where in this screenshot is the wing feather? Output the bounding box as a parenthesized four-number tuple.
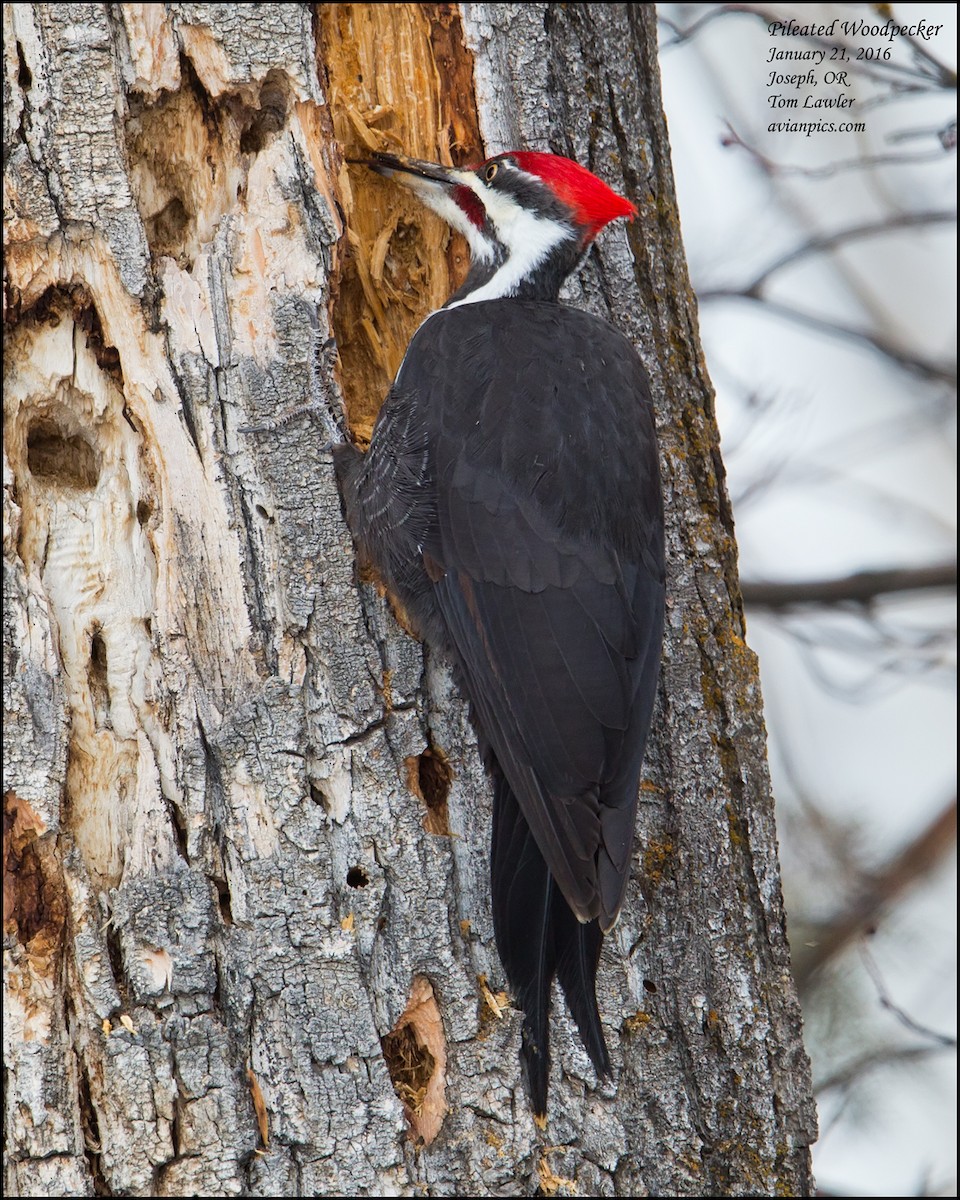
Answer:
(363, 300, 664, 927)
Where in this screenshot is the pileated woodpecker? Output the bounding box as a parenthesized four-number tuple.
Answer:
(335, 149, 665, 1116)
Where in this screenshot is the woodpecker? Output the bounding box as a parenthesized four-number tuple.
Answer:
(334, 148, 665, 1117)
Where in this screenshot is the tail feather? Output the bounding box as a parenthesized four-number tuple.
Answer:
(491, 772, 556, 1114)
(553, 894, 611, 1080)
(491, 772, 609, 1116)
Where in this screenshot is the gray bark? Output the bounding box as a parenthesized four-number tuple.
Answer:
(3, 3, 816, 1196)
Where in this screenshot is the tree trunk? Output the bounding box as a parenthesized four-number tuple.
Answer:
(3, 4, 817, 1195)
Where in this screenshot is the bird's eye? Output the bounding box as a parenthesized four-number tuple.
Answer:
(484, 162, 499, 183)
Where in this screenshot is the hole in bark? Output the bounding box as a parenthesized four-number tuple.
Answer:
(78, 1061, 107, 1194)
(27, 421, 100, 491)
(318, 3, 483, 440)
(145, 197, 190, 260)
(5, 280, 23, 325)
(2, 791, 67, 961)
(104, 921, 125, 990)
(24, 285, 122, 381)
(170, 1092, 184, 1156)
(214, 877, 234, 925)
(643, 978, 657, 994)
(165, 796, 189, 863)
(136, 499, 152, 526)
(88, 628, 112, 730)
(346, 865, 369, 888)
(90, 627, 107, 665)
(405, 747, 453, 836)
(124, 56, 225, 269)
(16, 42, 32, 90)
(30, 286, 62, 327)
(381, 976, 447, 1144)
(239, 76, 288, 153)
(383, 1023, 435, 1114)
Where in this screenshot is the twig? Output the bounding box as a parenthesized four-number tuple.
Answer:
(859, 943, 957, 1049)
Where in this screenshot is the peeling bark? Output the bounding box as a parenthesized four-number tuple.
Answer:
(3, 4, 816, 1196)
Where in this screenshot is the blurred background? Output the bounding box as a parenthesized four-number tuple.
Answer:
(657, 4, 956, 1195)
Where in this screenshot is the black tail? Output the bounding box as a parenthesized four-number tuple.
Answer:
(490, 772, 610, 1116)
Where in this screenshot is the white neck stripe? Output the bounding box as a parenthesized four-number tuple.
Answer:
(446, 205, 573, 308)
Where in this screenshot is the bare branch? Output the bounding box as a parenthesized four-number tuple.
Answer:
(815, 1044, 951, 1096)
(720, 211, 956, 297)
(720, 122, 955, 182)
(699, 290, 958, 385)
(657, 4, 754, 51)
(795, 797, 958, 988)
(766, 614, 955, 703)
(742, 562, 957, 611)
(889, 118, 958, 149)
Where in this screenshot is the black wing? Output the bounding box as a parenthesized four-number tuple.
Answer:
(407, 300, 664, 928)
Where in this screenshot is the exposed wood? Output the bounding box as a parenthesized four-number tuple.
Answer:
(318, 2, 483, 440)
(381, 975, 448, 1146)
